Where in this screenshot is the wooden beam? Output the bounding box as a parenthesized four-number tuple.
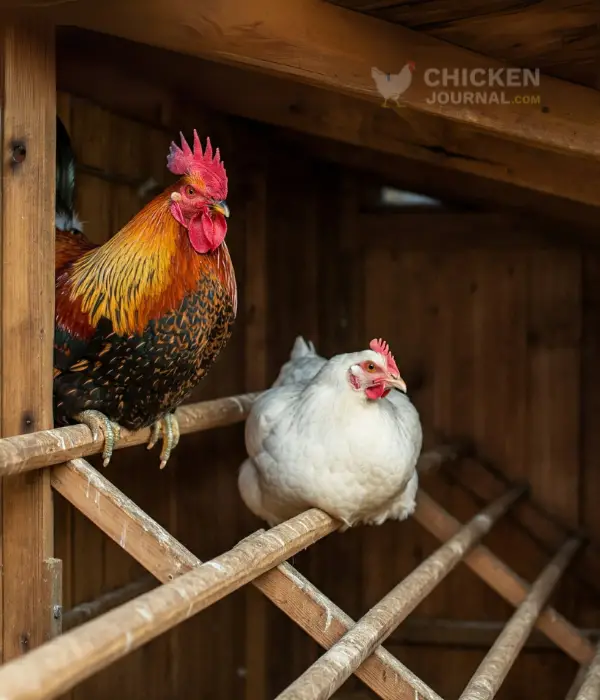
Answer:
(272, 129, 600, 235)
(52, 457, 445, 700)
(0, 392, 259, 476)
(0, 22, 56, 661)
(458, 537, 582, 700)
(275, 486, 525, 700)
(0, 509, 338, 700)
(32, 0, 600, 159)
(54, 29, 600, 211)
(414, 492, 595, 664)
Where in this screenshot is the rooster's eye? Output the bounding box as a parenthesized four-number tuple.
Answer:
(366, 362, 376, 372)
(186, 186, 196, 197)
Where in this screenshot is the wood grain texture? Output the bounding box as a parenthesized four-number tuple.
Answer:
(325, 0, 600, 89)
(0, 22, 55, 661)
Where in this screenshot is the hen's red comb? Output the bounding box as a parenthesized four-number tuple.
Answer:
(369, 337, 400, 376)
(166, 130, 227, 198)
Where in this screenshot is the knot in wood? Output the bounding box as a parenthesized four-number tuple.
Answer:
(10, 141, 26, 165)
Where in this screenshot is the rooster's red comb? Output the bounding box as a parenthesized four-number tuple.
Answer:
(166, 130, 227, 198)
(369, 338, 400, 376)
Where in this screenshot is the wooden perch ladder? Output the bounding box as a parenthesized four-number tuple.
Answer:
(0, 390, 595, 700)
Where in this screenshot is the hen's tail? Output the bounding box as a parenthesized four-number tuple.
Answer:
(290, 335, 315, 359)
(272, 335, 326, 387)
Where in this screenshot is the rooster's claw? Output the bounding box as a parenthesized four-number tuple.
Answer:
(75, 410, 122, 467)
(147, 413, 180, 469)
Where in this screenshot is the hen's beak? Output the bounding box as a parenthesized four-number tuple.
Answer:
(211, 200, 230, 218)
(386, 375, 407, 393)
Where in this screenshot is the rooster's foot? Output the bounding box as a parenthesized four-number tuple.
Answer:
(75, 410, 122, 467)
(147, 413, 180, 469)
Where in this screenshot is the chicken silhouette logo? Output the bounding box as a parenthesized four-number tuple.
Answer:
(371, 61, 416, 107)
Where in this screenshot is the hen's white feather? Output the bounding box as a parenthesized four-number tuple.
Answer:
(239, 336, 423, 529)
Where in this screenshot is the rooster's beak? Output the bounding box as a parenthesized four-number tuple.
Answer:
(387, 375, 407, 393)
(211, 200, 230, 218)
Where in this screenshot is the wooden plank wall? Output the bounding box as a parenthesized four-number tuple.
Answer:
(54, 91, 600, 700)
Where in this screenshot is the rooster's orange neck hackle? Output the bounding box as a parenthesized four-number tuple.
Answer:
(56, 132, 236, 341)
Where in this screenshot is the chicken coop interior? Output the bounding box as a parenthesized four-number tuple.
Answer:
(1, 2, 600, 700)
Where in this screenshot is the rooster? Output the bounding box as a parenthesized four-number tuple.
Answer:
(238, 337, 422, 529)
(54, 128, 237, 469)
(371, 62, 415, 107)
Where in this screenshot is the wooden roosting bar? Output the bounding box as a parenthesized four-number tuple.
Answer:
(2, 8, 600, 700)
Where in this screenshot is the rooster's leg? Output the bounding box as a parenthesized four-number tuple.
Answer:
(74, 410, 122, 468)
(147, 412, 181, 469)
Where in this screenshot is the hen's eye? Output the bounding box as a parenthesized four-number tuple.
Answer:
(186, 186, 195, 197)
(366, 362, 376, 372)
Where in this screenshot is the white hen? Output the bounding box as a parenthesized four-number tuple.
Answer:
(238, 336, 423, 530)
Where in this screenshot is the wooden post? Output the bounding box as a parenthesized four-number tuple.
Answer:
(0, 23, 56, 659)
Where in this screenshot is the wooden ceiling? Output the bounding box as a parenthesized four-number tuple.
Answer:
(324, 1, 600, 89)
